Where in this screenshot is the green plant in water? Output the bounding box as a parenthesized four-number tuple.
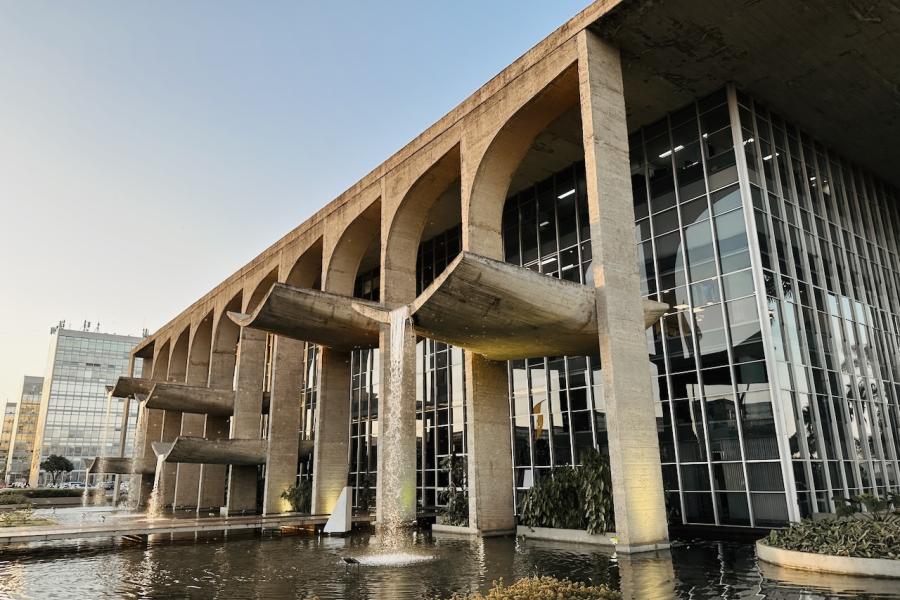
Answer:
(833, 492, 900, 521)
(438, 454, 469, 527)
(519, 448, 614, 535)
(280, 479, 312, 513)
(0, 494, 31, 506)
(0, 507, 35, 527)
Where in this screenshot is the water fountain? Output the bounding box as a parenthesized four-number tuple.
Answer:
(351, 307, 434, 567)
(146, 454, 167, 519)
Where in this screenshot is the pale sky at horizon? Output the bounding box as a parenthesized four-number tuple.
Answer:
(0, 0, 590, 404)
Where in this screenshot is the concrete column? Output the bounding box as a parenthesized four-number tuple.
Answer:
(577, 30, 669, 553)
(112, 396, 130, 505)
(262, 336, 304, 514)
(198, 347, 232, 512)
(174, 339, 211, 509)
(225, 327, 266, 514)
(375, 318, 417, 525)
(311, 348, 351, 515)
(465, 352, 515, 534)
(158, 410, 181, 507)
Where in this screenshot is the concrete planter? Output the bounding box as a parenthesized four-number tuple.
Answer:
(516, 525, 616, 546)
(431, 523, 479, 536)
(756, 540, 900, 579)
(30, 497, 85, 507)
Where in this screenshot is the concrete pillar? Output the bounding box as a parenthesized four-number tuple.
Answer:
(199, 346, 232, 512)
(374, 317, 417, 525)
(465, 352, 515, 534)
(262, 336, 305, 514)
(112, 396, 130, 505)
(311, 348, 351, 515)
(174, 334, 211, 509)
(225, 326, 266, 514)
(577, 29, 669, 553)
(135, 407, 163, 508)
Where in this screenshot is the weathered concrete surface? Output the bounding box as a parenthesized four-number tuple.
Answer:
(516, 526, 615, 545)
(310, 349, 351, 516)
(757, 540, 900, 579)
(145, 383, 235, 417)
(226, 327, 267, 514)
(354, 252, 668, 361)
(153, 437, 267, 466)
(578, 30, 668, 553)
(466, 353, 515, 535)
(228, 285, 381, 351)
(262, 336, 305, 515)
(85, 456, 155, 476)
(111, 376, 154, 399)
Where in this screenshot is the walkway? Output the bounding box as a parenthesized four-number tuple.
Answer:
(0, 512, 374, 546)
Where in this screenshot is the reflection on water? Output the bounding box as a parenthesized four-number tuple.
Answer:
(0, 520, 898, 599)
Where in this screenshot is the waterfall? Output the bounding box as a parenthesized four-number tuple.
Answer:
(146, 454, 166, 519)
(380, 306, 411, 550)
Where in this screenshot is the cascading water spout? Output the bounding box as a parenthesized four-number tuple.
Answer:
(146, 454, 166, 519)
(379, 306, 413, 551)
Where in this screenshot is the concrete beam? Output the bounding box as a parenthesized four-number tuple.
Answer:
(354, 252, 668, 361)
(85, 456, 156, 476)
(153, 437, 267, 466)
(228, 285, 381, 351)
(110, 376, 154, 399)
(145, 383, 236, 417)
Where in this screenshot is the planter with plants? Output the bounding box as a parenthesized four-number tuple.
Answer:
(280, 480, 312, 513)
(516, 449, 617, 545)
(757, 493, 900, 578)
(434, 454, 476, 534)
(437, 576, 620, 599)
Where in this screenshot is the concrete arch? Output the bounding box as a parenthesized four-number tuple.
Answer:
(152, 339, 171, 382)
(167, 326, 190, 383)
(245, 267, 279, 315)
(211, 291, 243, 389)
(465, 65, 579, 259)
(324, 200, 381, 297)
(188, 311, 214, 384)
(383, 145, 461, 305)
(283, 237, 323, 290)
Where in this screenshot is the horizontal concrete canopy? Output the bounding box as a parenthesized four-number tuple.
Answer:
(84, 456, 155, 475)
(228, 285, 381, 350)
(354, 253, 669, 361)
(152, 437, 267, 466)
(145, 383, 236, 417)
(110, 376, 154, 399)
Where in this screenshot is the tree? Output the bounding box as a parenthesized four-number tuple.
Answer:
(40, 455, 74, 485)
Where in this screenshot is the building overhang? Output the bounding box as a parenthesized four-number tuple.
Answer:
(594, 0, 900, 186)
(110, 376, 154, 399)
(228, 285, 381, 351)
(144, 383, 236, 417)
(152, 437, 267, 466)
(84, 456, 155, 475)
(354, 252, 668, 361)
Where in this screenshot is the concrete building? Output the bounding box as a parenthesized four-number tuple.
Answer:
(0, 402, 16, 481)
(5, 376, 43, 484)
(29, 327, 142, 485)
(100, 0, 898, 553)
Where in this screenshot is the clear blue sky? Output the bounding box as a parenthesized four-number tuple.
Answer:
(0, 0, 590, 404)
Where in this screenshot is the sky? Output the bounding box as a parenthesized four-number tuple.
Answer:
(0, 0, 590, 404)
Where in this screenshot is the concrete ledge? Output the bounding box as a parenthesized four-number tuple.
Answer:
(431, 523, 479, 536)
(31, 497, 85, 507)
(517, 525, 615, 546)
(757, 540, 900, 579)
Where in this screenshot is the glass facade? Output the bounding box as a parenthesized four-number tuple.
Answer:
(0, 402, 18, 480)
(302, 86, 900, 528)
(5, 376, 43, 484)
(32, 329, 142, 484)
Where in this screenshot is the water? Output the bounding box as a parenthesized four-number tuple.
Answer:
(146, 455, 167, 519)
(378, 306, 415, 552)
(0, 519, 897, 600)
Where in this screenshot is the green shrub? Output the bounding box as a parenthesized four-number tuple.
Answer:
(519, 449, 614, 535)
(0, 507, 35, 527)
(765, 517, 900, 559)
(281, 480, 312, 513)
(0, 494, 31, 506)
(444, 576, 620, 599)
(438, 454, 469, 527)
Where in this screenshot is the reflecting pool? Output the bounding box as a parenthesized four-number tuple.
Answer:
(0, 510, 898, 599)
